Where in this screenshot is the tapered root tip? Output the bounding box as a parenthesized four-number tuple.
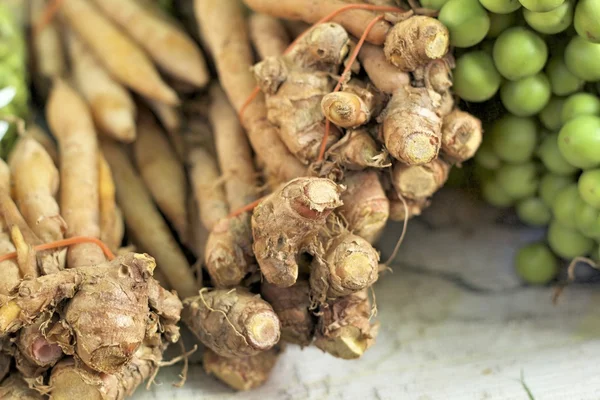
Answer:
(246, 312, 280, 351)
(104, 109, 137, 143)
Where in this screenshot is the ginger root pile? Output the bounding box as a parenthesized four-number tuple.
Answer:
(0, 0, 483, 396)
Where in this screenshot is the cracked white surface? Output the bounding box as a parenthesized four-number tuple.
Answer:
(133, 189, 600, 400)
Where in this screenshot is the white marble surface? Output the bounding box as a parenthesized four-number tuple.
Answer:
(133, 189, 600, 400)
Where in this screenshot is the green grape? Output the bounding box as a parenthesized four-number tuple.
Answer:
(515, 243, 558, 284)
(420, 0, 450, 9)
(537, 133, 578, 176)
(578, 169, 600, 209)
(439, 0, 491, 48)
(474, 164, 497, 182)
(523, 1, 573, 34)
(497, 162, 539, 199)
(479, 0, 521, 14)
(491, 115, 537, 163)
(482, 177, 515, 207)
(539, 96, 565, 130)
(558, 116, 600, 169)
(552, 184, 580, 229)
(564, 36, 600, 82)
(517, 197, 552, 226)
(575, 197, 600, 239)
(545, 57, 584, 96)
(453, 51, 502, 102)
(474, 138, 502, 169)
(519, 0, 564, 12)
(487, 12, 518, 38)
(574, 0, 600, 44)
(500, 73, 551, 117)
(493, 27, 548, 80)
(539, 173, 574, 207)
(548, 220, 594, 259)
(561, 93, 600, 124)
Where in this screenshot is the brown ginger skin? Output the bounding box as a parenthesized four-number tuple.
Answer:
(252, 177, 343, 287)
(49, 344, 164, 400)
(313, 128, 389, 180)
(338, 171, 389, 244)
(321, 80, 385, 129)
(0, 253, 159, 374)
(358, 42, 410, 94)
(441, 110, 483, 163)
(384, 16, 450, 72)
(380, 85, 443, 165)
(0, 373, 44, 399)
(203, 346, 282, 391)
(205, 216, 255, 288)
(391, 158, 450, 200)
(261, 280, 315, 346)
(253, 23, 349, 164)
(183, 288, 281, 358)
(414, 56, 455, 117)
(310, 231, 379, 304)
(315, 290, 378, 360)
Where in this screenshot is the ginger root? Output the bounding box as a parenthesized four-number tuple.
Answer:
(310, 231, 379, 304)
(338, 171, 389, 243)
(253, 23, 350, 164)
(0, 253, 173, 375)
(252, 177, 343, 287)
(315, 290, 378, 359)
(380, 85, 443, 165)
(0, 373, 44, 399)
(203, 346, 281, 391)
(391, 158, 450, 200)
(383, 16, 449, 72)
(49, 344, 164, 400)
(441, 109, 483, 163)
(321, 79, 385, 129)
(261, 280, 314, 346)
(358, 42, 410, 94)
(183, 288, 280, 358)
(205, 216, 255, 288)
(15, 319, 63, 378)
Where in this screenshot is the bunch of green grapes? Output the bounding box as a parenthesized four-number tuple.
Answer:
(0, 2, 28, 159)
(428, 0, 600, 284)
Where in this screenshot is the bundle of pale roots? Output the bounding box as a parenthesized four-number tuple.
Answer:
(0, 0, 482, 397)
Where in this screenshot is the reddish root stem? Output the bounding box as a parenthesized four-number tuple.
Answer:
(227, 196, 266, 218)
(34, 0, 65, 35)
(0, 236, 115, 263)
(238, 4, 404, 122)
